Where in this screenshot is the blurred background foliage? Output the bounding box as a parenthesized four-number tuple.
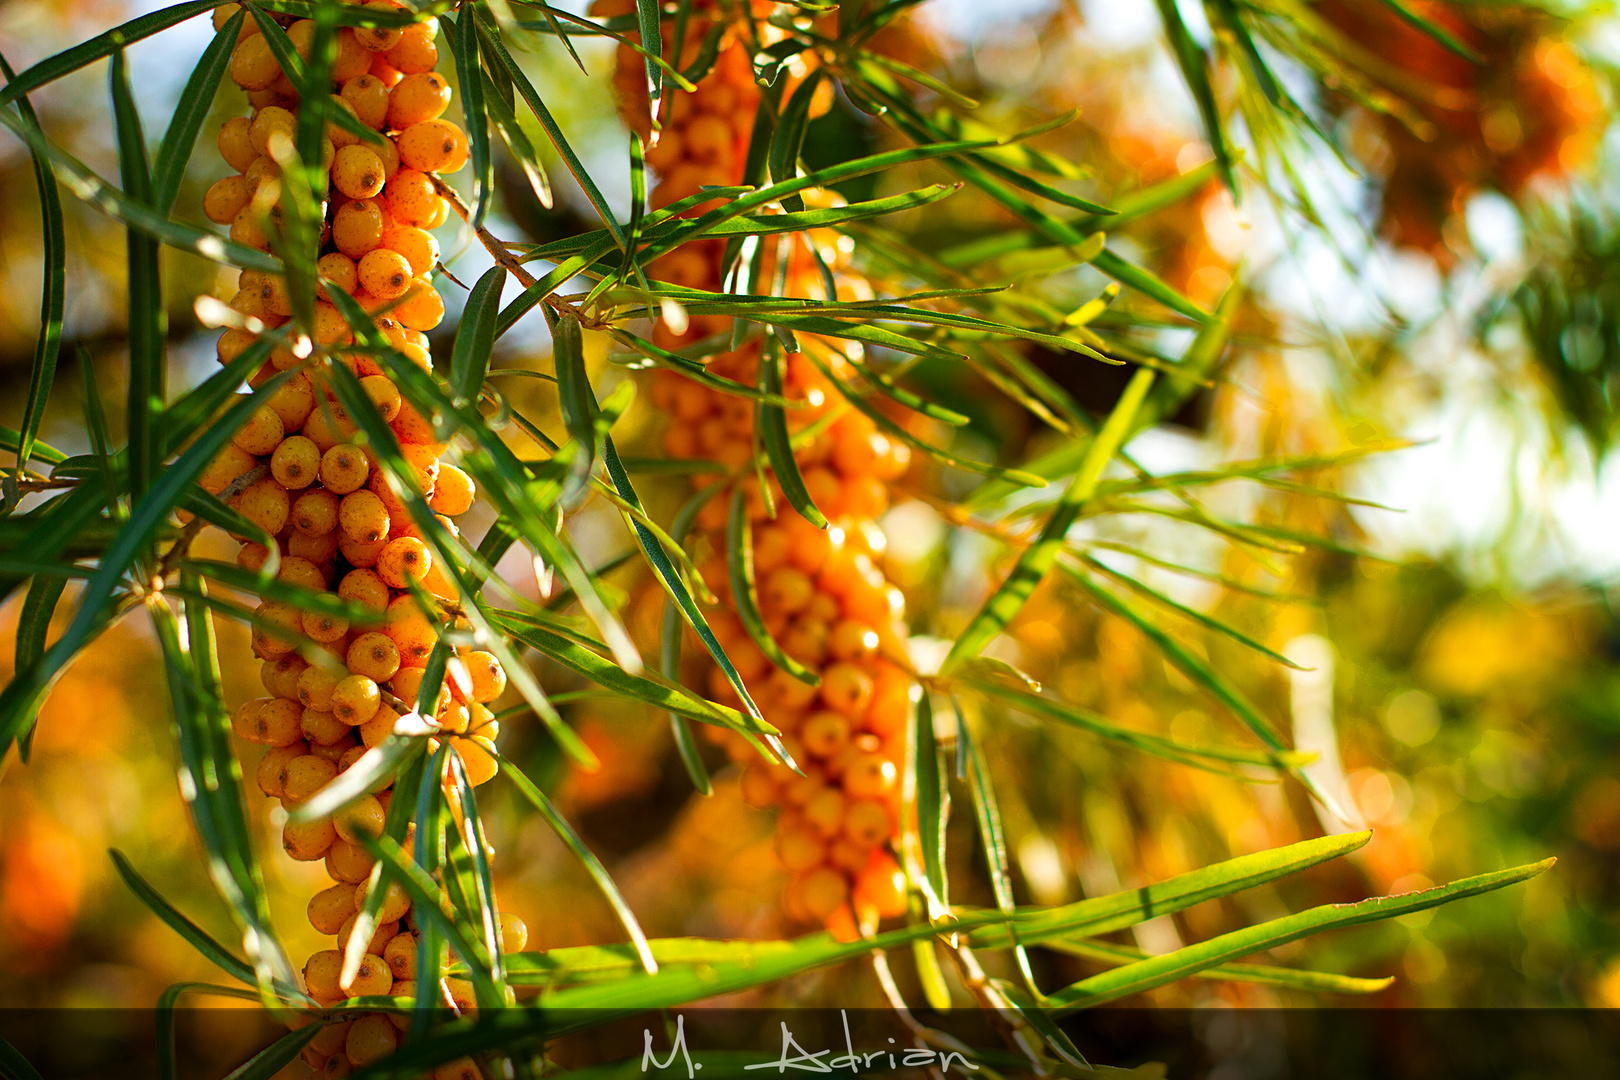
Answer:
(6, 0, 1620, 1020)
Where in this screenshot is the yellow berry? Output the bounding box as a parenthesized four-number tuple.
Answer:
(387, 72, 451, 129)
(291, 487, 340, 537)
(333, 143, 387, 200)
(377, 536, 431, 589)
(303, 949, 345, 1000)
(326, 838, 377, 883)
(344, 1012, 398, 1065)
(354, 1, 408, 52)
(335, 793, 386, 843)
(384, 20, 437, 72)
(332, 674, 382, 725)
(341, 73, 391, 129)
(496, 911, 528, 953)
(230, 33, 281, 91)
(382, 930, 417, 980)
(333, 197, 386, 259)
(339, 489, 391, 544)
(249, 105, 297, 159)
(394, 279, 444, 331)
(347, 632, 402, 681)
(359, 248, 413, 300)
(284, 817, 338, 861)
(219, 116, 257, 172)
(383, 168, 440, 227)
(320, 443, 372, 495)
(309, 882, 357, 935)
(381, 222, 438, 275)
(396, 119, 467, 173)
(257, 742, 306, 798)
(463, 651, 505, 703)
(282, 753, 340, 803)
(427, 463, 474, 516)
(204, 175, 251, 224)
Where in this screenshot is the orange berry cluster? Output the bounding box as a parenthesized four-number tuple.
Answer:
(607, 3, 914, 938)
(1322, 0, 1602, 263)
(201, 5, 521, 1067)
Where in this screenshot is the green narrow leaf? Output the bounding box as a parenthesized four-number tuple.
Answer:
(662, 485, 718, 796)
(451, 266, 505, 406)
(108, 849, 255, 986)
(1369, 0, 1484, 62)
(0, 1038, 43, 1080)
(363, 831, 500, 1004)
(598, 440, 776, 742)
(446, 752, 508, 994)
(968, 831, 1372, 950)
(769, 70, 823, 213)
(552, 312, 598, 505)
(756, 343, 825, 528)
(1059, 564, 1288, 755)
(634, 0, 662, 102)
(1044, 859, 1555, 1012)
(727, 490, 818, 686)
(942, 364, 1156, 675)
(1092, 248, 1210, 324)
(914, 692, 947, 906)
(1152, 0, 1234, 194)
(152, 11, 242, 214)
(0, 52, 64, 496)
(1043, 938, 1395, 995)
(496, 749, 657, 974)
(966, 676, 1310, 772)
(475, 14, 627, 250)
(222, 1022, 323, 1080)
(445, 13, 492, 226)
(111, 46, 165, 506)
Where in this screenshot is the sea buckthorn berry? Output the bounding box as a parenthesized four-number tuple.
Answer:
(399, 442, 441, 491)
(843, 798, 890, 847)
(384, 168, 438, 227)
(204, 176, 251, 224)
(801, 711, 850, 759)
(292, 488, 340, 536)
(325, 1054, 355, 1080)
(314, 302, 355, 347)
(792, 866, 849, 922)
(387, 72, 451, 129)
(232, 475, 290, 536)
(284, 19, 317, 60)
(820, 663, 874, 719)
(384, 20, 438, 72)
(341, 74, 391, 131)
(497, 912, 528, 953)
(382, 928, 417, 980)
(451, 735, 499, 786)
(761, 567, 814, 615)
(229, 33, 281, 91)
(289, 529, 339, 567)
(311, 733, 359, 763)
(802, 786, 846, 838)
(842, 751, 897, 800)
(854, 852, 908, 920)
(231, 697, 270, 742)
(338, 569, 391, 613)
(396, 119, 467, 173)
(303, 609, 351, 645)
(365, 878, 411, 925)
(332, 144, 386, 199)
(462, 651, 504, 703)
(326, 838, 376, 883)
(218, 116, 257, 173)
(215, 328, 257, 366)
(828, 619, 879, 663)
(316, 252, 360, 300)
(331, 27, 373, 82)
(267, 373, 317, 432)
(269, 435, 320, 489)
(354, 0, 407, 51)
(237, 542, 271, 573)
(340, 490, 391, 544)
(284, 817, 338, 862)
(434, 1058, 480, 1080)
(358, 706, 395, 748)
(256, 743, 304, 799)
(263, 655, 307, 700)
(385, 610, 436, 668)
(348, 632, 402, 682)
(377, 537, 431, 588)
(309, 883, 357, 935)
(231, 401, 284, 456)
(321, 443, 371, 494)
(302, 708, 351, 747)
(252, 600, 303, 660)
(381, 222, 438, 275)
(393, 279, 444, 331)
(359, 248, 412, 299)
(200, 443, 256, 496)
(333, 198, 386, 259)
(428, 464, 474, 516)
(346, 1013, 398, 1066)
(283, 753, 340, 804)
(333, 794, 386, 845)
(332, 675, 382, 725)
(360, 375, 402, 422)
(776, 824, 825, 872)
(278, 555, 327, 592)
(303, 950, 345, 1001)
(249, 106, 297, 159)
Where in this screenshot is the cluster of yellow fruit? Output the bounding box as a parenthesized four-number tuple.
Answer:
(606, 2, 915, 939)
(202, 5, 521, 1070)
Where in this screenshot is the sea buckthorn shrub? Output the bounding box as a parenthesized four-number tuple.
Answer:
(599, 0, 912, 939)
(204, 4, 522, 1061)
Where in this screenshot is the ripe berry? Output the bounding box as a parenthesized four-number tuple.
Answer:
(332, 144, 387, 199)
